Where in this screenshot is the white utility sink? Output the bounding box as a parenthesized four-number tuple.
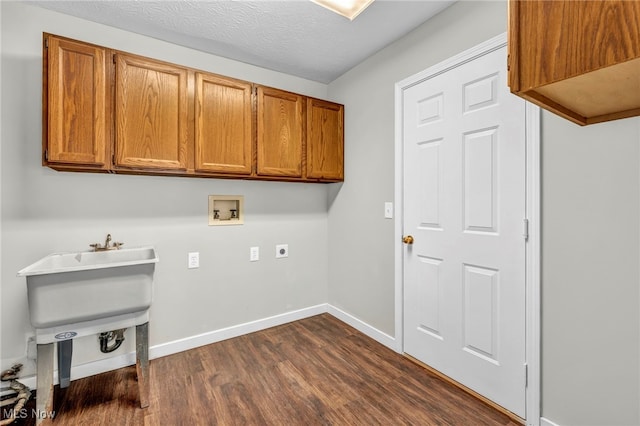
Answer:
(18, 247, 158, 329)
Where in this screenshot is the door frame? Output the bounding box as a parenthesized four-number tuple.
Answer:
(393, 33, 541, 425)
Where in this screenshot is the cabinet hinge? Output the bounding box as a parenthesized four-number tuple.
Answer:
(44, 38, 49, 49)
(44, 149, 48, 161)
(523, 218, 529, 241)
(507, 53, 510, 71)
(113, 54, 116, 64)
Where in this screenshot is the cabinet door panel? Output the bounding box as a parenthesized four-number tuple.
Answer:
(256, 87, 303, 178)
(514, 0, 640, 89)
(509, 0, 640, 125)
(195, 73, 252, 174)
(115, 54, 188, 170)
(307, 99, 344, 181)
(47, 36, 108, 166)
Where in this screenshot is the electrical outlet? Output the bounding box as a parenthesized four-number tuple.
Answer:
(188, 252, 200, 269)
(250, 246, 260, 262)
(276, 244, 288, 259)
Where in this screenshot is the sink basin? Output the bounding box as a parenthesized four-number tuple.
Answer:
(18, 247, 158, 329)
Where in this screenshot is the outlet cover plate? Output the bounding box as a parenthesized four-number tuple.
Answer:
(276, 244, 288, 258)
(188, 252, 199, 269)
(250, 246, 260, 262)
(384, 202, 393, 219)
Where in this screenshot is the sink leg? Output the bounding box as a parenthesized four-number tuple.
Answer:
(135, 322, 149, 408)
(36, 343, 55, 425)
(57, 339, 73, 388)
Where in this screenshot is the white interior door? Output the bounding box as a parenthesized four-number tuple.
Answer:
(402, 45, 527, 417)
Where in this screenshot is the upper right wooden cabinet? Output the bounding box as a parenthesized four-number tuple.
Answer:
(306, 98, 344, 182)
(508, 0, 640, 126)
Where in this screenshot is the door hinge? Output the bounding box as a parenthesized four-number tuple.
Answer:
(524, 363, 528, 388)
(523, 218, 529, 241)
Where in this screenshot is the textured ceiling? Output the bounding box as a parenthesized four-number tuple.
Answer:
(26, 0, 456, 83)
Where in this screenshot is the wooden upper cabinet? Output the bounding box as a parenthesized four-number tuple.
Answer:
(508, 0, 640, 125)
(306, 98, 344, 181)
(44, 35, 109, 168)
(114, 53, 189, 170)
(43, 34, 344, 182)
(256, 86, 304, 178)
(194, 73, 252, 175)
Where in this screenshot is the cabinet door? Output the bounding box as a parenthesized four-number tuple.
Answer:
(306, 98, 344, 181)
(508, 0, 640, 125)
(256, 86, 303, 178)
(115, 54, 188, 170)
(195, 73, 252, 175)
(45, 36, 108, 167)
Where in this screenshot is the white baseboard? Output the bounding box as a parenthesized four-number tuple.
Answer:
(17, 303, 396, 391)
(150, 303, 327, 359)
(540, 417, 560, 426)
(327, 305, 397, 350)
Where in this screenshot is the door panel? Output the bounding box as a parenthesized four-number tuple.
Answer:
(463, 128, 498, 232)
(416, 139, 442, 229)
(463, 264, 499, 361)
(403, 45, 526, 417)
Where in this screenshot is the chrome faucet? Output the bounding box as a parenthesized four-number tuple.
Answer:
(90, 234, 123, 251)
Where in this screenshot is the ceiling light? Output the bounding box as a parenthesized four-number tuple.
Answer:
(310, 0, 375, 20)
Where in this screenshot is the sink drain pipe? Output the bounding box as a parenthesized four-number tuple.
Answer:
(99, 329, 126, 353)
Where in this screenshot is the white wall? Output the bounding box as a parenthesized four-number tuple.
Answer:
(1, 1, 330, 374)
(541, 112, 640, 425)
(327, 1, 640, 425)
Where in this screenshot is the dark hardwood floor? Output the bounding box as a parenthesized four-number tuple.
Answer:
(13, 314, 521, 425)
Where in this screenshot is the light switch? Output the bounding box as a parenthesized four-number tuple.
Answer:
(250, 246, 260, 262)
(188, 252, 199, 269)
(384, 202, 393, 219)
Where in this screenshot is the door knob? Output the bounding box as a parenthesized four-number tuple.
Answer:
(402, 235, 414, 245)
